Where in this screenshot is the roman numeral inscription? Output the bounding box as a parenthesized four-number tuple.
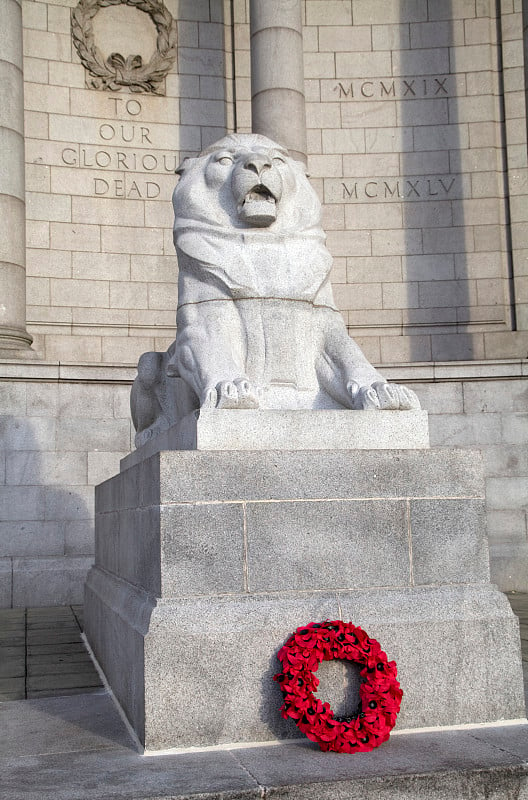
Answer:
(332, 76, 450, 100)
(324, 177, 459, 203)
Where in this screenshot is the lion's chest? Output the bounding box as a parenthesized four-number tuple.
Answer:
(241, 237, 331, 299)
(176, 231, 332, 303)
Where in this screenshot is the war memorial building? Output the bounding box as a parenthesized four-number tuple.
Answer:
(0, 0, 528, 607)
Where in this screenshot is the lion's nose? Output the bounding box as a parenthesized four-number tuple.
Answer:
(244, 154, 271, 176)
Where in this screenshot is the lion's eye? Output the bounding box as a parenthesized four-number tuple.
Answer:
(217, 155, 233, 165)
(272, 155, 286, 164)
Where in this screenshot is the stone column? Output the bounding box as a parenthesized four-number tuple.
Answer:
(0, 0, 33, 356)
(250, 0, 307, 163)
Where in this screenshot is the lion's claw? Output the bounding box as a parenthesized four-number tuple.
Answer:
(203, 378, 261, 410)
(347, 380, 420, 411)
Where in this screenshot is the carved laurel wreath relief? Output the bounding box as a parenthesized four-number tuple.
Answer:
(71, 0, 177, 93)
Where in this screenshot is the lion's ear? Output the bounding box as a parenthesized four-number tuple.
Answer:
(292, 159, 310, 178)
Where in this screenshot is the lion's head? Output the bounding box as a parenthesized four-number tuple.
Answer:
(172, 133, 323, 235)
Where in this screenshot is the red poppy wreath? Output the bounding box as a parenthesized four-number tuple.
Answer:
(274, 620, 402, 753)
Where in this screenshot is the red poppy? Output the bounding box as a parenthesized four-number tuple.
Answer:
(274, 620, 402, 753)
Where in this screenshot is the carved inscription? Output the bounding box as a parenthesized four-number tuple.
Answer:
(325, 176, 460, 203)
(58, 98, 176, 198)
(332, 76, 450, 100)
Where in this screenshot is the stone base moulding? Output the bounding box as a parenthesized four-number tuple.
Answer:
(84, 443, 526, 750)
(84, 577, 524, 751)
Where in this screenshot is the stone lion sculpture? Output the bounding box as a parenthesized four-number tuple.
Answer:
(131, 133, 420, 446)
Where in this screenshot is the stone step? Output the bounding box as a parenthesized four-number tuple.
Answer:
(1, 691, 527, 800)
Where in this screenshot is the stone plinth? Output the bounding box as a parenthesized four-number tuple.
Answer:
(122, 409, 430, 469)
(84, 428, 525, 751)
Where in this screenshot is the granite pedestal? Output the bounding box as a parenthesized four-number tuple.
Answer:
(84, 412, 525, 751)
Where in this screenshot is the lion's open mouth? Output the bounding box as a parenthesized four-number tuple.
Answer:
(244, 185, 276, 205)
(239, 184, 277, 227)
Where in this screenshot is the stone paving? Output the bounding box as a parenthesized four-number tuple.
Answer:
(0, 604, 102, 701)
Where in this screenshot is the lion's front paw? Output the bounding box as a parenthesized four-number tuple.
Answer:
(347, 380, 421, 411)
(202, 378, 261, 410)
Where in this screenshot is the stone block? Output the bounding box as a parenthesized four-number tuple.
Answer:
(346, 203, 402, 231)
(397, 98, 448, 127)
(0, 558, 12, 607)
(353, 0, 427, 24)
(0, 416, 55, 451)
(429, 412, 502, 447)
(72, 197, 144, 228)
(0, 521, 64, 558)
(333, 282, 383, 309)
(64, 520, 94, 556)
(44, 485, 93, 522)
(486, 477, 528, 511)
(0, 382, 26, 415)
(392, 48, 449, 76)
(56, 418, 131, 452)
(318, 25, 371, 52)
(13, 556, 92, 607)
(372, 23, 410, 51)
(6, 451, 87, 486)
(50, 222, 101, 253)
(48, 5, 74, 35)
(68, 89, 180, 125)
(403, 201, 453, 229)
(483, 434, 528, 476)
(382, 282, 419, 309)
(24, 109, 48, 139)
(129, 255, 174, 283)
(372, 228, 422, 256)
(451, 94, 496, 124)
(22, 29, 71, 61)
(410, 20, 451, 48)
(101, 226, 164, 256)
(410, 499, 490, 585)
(160, 504, 245, 595)
(423, 225, 474, 254)
(305, 102, 341, 129)
(141, 447, 484, 506)
(429, 0, 478, 20)
(321, 128, 365, 154)
(50, 278, 109, 309)
(486, 510, 527, 545)
(431, 333, 486, 361)
(25, 162, 50, 194)
(178, 46, 224, 76)
(341, 100, 397, 128)
(245, 499, 409, 592)
(463, 380, 528, 414)
(405, 254, 455, 282)
(380, 335, 432, 363)
(87, 451, 127, 486)
(365, 126, 414, 153)
(411, 383, 463, 414)
(24, 82, 70, 115)
(347, 256, 402, 284)
(403, 151, 450, 175)
(43, 335, 103, 364)
(413, 123, 469, 151)
(305, 0, 352, 25)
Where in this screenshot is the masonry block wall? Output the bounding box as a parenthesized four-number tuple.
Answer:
(0, 0, 527, 605)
